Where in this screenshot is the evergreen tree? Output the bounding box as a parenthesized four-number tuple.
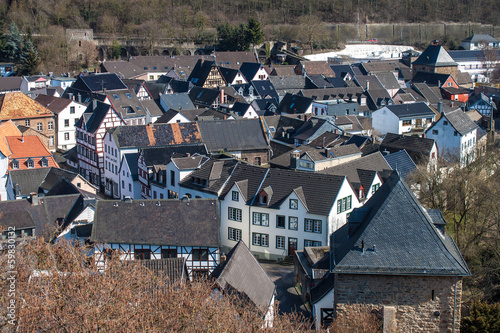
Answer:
(246, 18, 264, 48)
(4, 22, 23, 62)
(20, 39, 40, 75)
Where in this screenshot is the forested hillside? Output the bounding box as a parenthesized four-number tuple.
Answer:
(0, 0, 498, 38)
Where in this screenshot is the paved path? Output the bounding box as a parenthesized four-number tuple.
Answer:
(260, 262, 310, 317)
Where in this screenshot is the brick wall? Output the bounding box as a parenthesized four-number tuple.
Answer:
(240, 149, 270, 166)
(334, 274, 462, 332)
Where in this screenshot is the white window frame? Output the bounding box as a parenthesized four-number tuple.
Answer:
(228, 207, 242, 222)
(228, 227, 242, 241)
(252, 212, 269, 226)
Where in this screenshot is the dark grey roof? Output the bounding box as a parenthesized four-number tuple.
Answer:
(39, 167, 80, 191)
(252, 80, 279, 101)
(124, 153, 139, 181)
(9, 168, 50, 197)
(411, 72, 453, 87)
(45, 178, 80, 196)
(0, 77, 24, 91)
(330, 64, 356, 79)
(75, 101, 117, 134)
(343, 135, 371, 148)
(332, 172, 470, 276)
(197, 119, 270, 152)
(110, 122, 202, 149)
(139, 257, 188, 283)
(91, 199, 220, 247)
(219, 164, 268, 203)
(211, 240, 275, 310)
(188, 60, 221, 87)
(279, 93, 312, 114)
(442, 108, 478, 136)
(71, 73, 128, 92)
(219, 67, 240, 83)
(239, 62, 265, 82)
(269, 76, 306, 91)
(305, 75, 334, 89)
(172, 155, 209, 171)
(160, 93, 196, 112)
(448, 50, 486, 62)
(300, 87, 365, 101)
(383, 150, 417, 180)
(251, 98, 279, 113)
(374, 72, 400, 90)
(411, 83, 442, 106)
(141, 144, 208, 167)
(384, 102, 436, 119)
(179, 158, 238, 195)
(74, 223, 93, 238)
(188, 86, 220, 107)
(320, 152, 391, 195)
(0, 194, 83, 239)
(293, 117, 340, 142)
(310, 273, 335, 303)
(412, 45, 457, 67)
(254, 168, 347, 216)
(381, 133, 435, 155)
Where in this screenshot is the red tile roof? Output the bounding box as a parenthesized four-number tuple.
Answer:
(6, 135, 58, 170)
(0, 120, 21, 157)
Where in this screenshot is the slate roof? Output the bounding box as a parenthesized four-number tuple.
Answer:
(197, 119, 269, 152)
(252, 168, 346, 215)
(412, 45, 458, 67)
(332, 172, 470, 276)
(306, 75, 334, 89)
(448, 50, 486, 62)
(219, 67, 241, 84)
(160, 93, 196, 112)
(411, 83, 442, 106)
(0, 92, 54, 120)
(239, 62, 266, 82)
(124, 153, 139, 181)
(383, 150, 417, 180)
(440, 108, 478, 136)
(219, 164, 268, 203)
(75, 101, 118, 134)
(307, 132, 349, 148)
(0, 77, 24, 92)
(141, 144, 208, 167)
(252, 80, 279, 101)
(320, 152, 391, 194)
(109, 122, 202, 149)
(211, 240, 275, 310)
(101, 61, 145, 79)
(179, 158, 238, 194)
(326, 77, 350, 88)
(381, 132, 435, 152)
(330, 64, 356, 79)
(9, 168, 50, 197)
(269, 76, 306, 93)
(108, 90, 149, 120)
(39, 167, 81, 191)
(188, 86, 220, 107)
(45, 178, 81, 196)
(411, 72, 454, 88)
(91, 199, 220, 247)
(0, 194, 83, 239)
(462, 34, 499, 43)
(251, 98, 279, 113)
(188, 60, 224, 87)
(34, 95, 74, 114)
(300, 61, 335, 76)
(172, 155, 209, 171)
(139, 257, 189, 283)
(360, 62, 399, 75)
(383, 102, 436, 119)
(374, 72, 400, 90)
(71, 73, 128, 92)
(270, 65, 296, 76)
(299, 87, 365, 101)
(279, 93, 312, 114)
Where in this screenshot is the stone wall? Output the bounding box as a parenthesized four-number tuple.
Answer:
(334, 273, 463, 333)
(241, 149, 270, 166)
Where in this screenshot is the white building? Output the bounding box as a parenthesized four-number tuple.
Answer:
(35, 95, 87, 150)
(372, 102, 437, 135)
(461, 34, 500, 50)
(425, 108, 478, 166)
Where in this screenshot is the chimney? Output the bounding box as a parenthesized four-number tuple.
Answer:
(290, 150, 300, 169)
(365, 81, 369, 91)
(93, 99, 98, 109)
(68, 92, 74, 100)
(324, 147, 331, 158)
(220, 89, 224, 104)
(438, 101, 443, 114)
(186, 153, 191, 157)
(77, 93, 82, 103)
(431, 39, 440, 46)
(438, 80, 441, 87)
(21, 134, 24, 143)
(30, 193, 39, 206)
(361, 239, 365, 254)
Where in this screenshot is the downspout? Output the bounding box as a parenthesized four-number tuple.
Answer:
(452, 277, 458, 333)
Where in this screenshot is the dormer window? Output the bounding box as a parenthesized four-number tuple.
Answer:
(26, 158, 34, 168)
(260, 195, 267, 205)
(290, 199, 298, 210)
(11, 159, 19, 169)
(40, 157, 49, 167)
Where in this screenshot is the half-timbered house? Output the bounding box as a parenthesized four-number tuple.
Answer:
(75, 100, 126, 190)
(91, 198, 220, 278)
